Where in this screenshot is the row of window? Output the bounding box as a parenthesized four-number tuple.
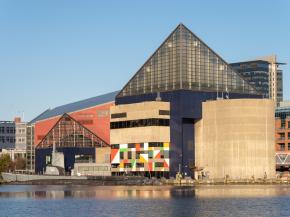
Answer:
(121, 162, 164, 168)
(110, 118, 169, 129)
(276, 112, 290, 119)
(119, 150, 169, 160)
(0, 136, 15, 143)
(112, 142, 165, 149)
(0, 127, 15, 134)
(278, 143, 290, 151)
(277, 132, 290, 139)
(17, 129, 26, 134)
(279, 121, 290, 129)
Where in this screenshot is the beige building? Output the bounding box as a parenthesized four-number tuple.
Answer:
(195, 99, 276, 180)
(110, 101, 170, 176)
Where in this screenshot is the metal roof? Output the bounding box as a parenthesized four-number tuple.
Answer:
(30, 91, 119, 123)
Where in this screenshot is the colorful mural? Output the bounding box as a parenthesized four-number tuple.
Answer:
(111, 142, 170, 172)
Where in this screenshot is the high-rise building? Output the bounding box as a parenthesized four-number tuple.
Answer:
(231, 55, 285, 105)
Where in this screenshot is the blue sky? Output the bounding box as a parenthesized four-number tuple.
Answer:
(0, 0, 289, 121)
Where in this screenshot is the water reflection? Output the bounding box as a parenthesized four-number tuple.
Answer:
(0, 185, 290, 199)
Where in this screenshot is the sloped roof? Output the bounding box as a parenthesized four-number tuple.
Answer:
(31, 91, 118, 123)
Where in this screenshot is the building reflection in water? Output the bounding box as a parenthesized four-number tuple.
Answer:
(0, 185, 290, 199)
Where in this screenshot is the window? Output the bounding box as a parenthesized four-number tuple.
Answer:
(288, 132, 290, 139)
(281, 119, 286, 128)
(136, 163, 144, 168)
(111, 144, 119, 149)
(111, 113, 127, 119)
(128, 151, 132, 159)
(280, 144, 285, 151)
(110, 118, 169, 129)
(159, 110, 170, 115)
(279, 133, 285, 140)
(155, 162, 164, 168)
(149, 142, 163, 147)
(128, 143, 135, 148)
(288, 121, 290, 129)
(75, 155, 94, 163)
(124, 163, 131, 168)
(288, 143, 290, 151)
(120, 152, 124, 160)
(148, 151, 153, 159)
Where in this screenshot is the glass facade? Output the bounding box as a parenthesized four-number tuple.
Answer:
(231, 61, 269, 98)
(117, 24, 258, 98)
(0, 121, 16, 149)
(277, 69, 283, 103)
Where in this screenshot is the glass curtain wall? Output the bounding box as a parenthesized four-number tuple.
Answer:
(117, 24, 259, 98)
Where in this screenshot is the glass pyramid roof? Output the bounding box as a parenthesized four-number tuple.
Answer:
(117, 24, 260, 98)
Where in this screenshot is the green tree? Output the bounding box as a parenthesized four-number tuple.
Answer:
(0, 154, 13, 174)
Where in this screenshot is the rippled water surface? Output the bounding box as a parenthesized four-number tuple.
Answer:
(0, 184, 290, 217)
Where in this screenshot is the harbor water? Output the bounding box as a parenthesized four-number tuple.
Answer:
(0, 184, 290, 217)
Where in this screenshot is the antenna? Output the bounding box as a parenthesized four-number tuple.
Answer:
(156, 92, 162, 101)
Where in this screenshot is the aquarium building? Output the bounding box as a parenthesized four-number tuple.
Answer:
(33, 24, 276, 179)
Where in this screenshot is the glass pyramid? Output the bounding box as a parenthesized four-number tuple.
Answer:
(36, 114, 109, 149)
(117, 24, 259, 98)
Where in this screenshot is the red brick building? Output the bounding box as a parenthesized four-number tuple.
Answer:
(275, 101, 290, 172)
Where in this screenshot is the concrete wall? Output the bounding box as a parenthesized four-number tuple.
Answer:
(73, 163, 111, 176)
(195, 99, 276, 180)
(15, 122, 27, 150)
(95, 147, 111, 164)
(110, 101, 170, 144)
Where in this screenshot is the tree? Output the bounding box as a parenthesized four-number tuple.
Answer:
(15, 157, 26, 170)
(0, 154, 13, 174)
